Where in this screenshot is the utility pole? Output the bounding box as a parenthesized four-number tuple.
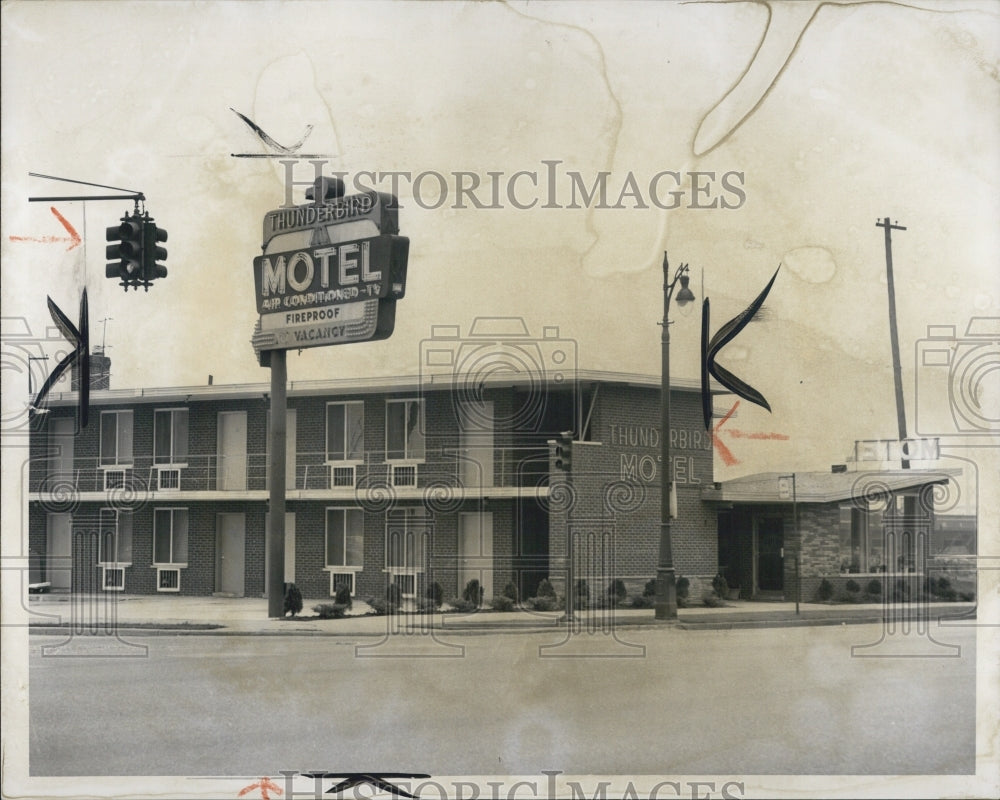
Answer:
(876, 217, 909, 468)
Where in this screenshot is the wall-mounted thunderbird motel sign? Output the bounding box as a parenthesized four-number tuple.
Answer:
(252, 188, 408, 352)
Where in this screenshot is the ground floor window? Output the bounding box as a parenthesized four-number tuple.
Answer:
(154, 508, 188, 565)
(99, 508, 132, 564)
(839, 497, 928, 573)
(326, 508, 364, 568)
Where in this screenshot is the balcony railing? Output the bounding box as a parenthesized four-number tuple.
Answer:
(29, 446, 551, 495)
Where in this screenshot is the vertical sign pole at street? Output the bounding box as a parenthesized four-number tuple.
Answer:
(266, 349, 287, 619)
(793, 472, 799, 616)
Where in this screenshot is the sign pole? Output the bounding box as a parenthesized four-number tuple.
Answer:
(793, 472, 799, 616)
(266, 349, 287, 619)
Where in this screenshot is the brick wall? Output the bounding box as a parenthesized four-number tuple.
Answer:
(548, 385, 718, 599)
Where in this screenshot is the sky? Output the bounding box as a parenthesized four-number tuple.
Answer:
(2, 0, 997, 485)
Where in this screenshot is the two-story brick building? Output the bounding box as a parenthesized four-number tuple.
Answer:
(27, 357, 969, 606)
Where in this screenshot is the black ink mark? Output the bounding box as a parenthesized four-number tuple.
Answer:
(230, 107, 314, 155)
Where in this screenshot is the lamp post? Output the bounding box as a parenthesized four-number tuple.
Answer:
(656, 252, 695, 621)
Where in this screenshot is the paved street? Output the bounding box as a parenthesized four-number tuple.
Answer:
(29, 622, 975, 777)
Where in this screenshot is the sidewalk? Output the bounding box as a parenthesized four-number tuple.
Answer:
(22, 593, 978, 635)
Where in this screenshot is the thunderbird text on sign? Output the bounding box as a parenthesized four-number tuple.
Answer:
(261, 190, 398, 249)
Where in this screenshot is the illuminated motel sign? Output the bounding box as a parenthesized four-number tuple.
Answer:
(252, 187, 408, 353)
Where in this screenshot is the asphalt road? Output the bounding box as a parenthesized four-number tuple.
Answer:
(28, 623, 976, 777)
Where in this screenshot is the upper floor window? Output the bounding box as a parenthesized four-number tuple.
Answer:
(326, 401, 364, 462)
(386, 399, 425, 461)
(100, 411, 133, 466)
(154, 409, 189, 465)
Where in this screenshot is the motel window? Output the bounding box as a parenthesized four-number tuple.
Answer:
(99, 508, 133, 564)
(325, 508, 365, 568)
(386, 399, 425, 461)
(154, 508, 189, 565)
(385, 508, 429, 571)
(100, 411, 133, 466)
(154, 409, 189, 465)
(326, 402, 364, 462)
(839, 505, 884, 573)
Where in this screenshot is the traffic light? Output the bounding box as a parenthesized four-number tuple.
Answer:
(553, 431, 573, 472)
(141, 218, 168, 289)
(105, 213, 144, 290)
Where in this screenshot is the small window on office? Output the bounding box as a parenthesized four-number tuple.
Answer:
(386, 399, 425, 461)
(326, 402, 364, 462)
(838, 504, 885, 573)
(154, 409, 189, 465)
(100, 411, 133, 466)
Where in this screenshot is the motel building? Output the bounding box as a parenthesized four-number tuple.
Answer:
(26, 352, 975, 607)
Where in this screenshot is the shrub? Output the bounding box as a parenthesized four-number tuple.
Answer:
(866, 578, 882, 596)
(607, 579, 627, 605)
(447, 597, 479, 614)
(892, 579, 910, 602)
(959, 591, 975, 602)
(386, 582, 402, 608)
(366, 596, 393, 616)
(573, 579, 589, 610)
(462, 579, 484, 607)
(711, 573, 727, 598)
(928, 577, 957, 601)
(426, 581, 443, 608)
(703, 593, 725, 608)
(630, 595, 656, 609)
(676, 577, 689, 600)
(502, 582, 519, 603)
(312, 603, 348, 619)
(491, 595, 516, 612)
(537, 578, 556, 598)
(527, 595, 562, 612)
(817, 578, 834, 601)
(643, 578, 657, 598)
(845, 579, 860, 594)
(284, 583, 303, 617)
(415, 596, 439, 614)
(333, 582, 353, 610)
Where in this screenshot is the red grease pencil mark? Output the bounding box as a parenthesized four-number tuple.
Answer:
(712, 400, 789, 466)
(9, 206, 81, 250)
(726, 429, 790, 441)
(713, 402, 740, 466)
(238, 777, 283, 799)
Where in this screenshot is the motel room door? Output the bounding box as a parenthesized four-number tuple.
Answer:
(458, 513, 494, 602)
(459, 400, 494, 488)
(216, 513, 246, 597)
(217, 411, 247, 491)
(755, 517, 784, 593)
(46, 513, 73, 591)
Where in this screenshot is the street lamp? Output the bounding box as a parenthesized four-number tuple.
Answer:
(656, 252, 694, 621)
